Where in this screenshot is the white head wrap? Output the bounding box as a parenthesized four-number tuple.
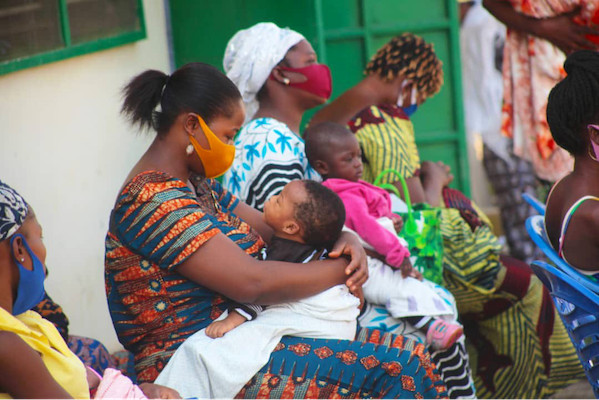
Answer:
(223, 22, 305, 123)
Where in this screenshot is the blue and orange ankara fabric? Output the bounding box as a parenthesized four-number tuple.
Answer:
(105, 171, 447, 398)
(105, 171, 264, 383)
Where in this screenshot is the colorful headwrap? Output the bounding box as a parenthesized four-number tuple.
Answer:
(223, 22, 304, 123)
(0, 180, 28, 242)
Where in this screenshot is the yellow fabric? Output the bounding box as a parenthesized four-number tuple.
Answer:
(353, 106, 420, 184)
(351, 105, 584, 397)
(0, 308, 89, 399)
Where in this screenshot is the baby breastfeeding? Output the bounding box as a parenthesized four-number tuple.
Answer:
(156, 125, 461, 398)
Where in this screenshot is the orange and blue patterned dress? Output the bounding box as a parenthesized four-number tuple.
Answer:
(105, 170, 447, 398)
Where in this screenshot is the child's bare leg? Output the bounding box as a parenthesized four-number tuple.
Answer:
(206, 310, 248, 338)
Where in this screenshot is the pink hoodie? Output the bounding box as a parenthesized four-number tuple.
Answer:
(322, 178, 410, 268)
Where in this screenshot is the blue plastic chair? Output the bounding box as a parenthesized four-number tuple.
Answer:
(530, 261, 599, 398)
(526, 215, 599, 294)
(522, 192, 546, 215)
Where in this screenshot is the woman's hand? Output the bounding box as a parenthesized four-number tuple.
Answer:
(138, 383, 181, 399)
(483, 0, 599, 55)
(533, 10, 599, 54)
(420, 161, 453, 188)
(329, 231, 368, 292)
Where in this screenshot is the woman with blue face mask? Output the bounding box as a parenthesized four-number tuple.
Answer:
(0, 181, 180, 399)
(312, 33, 585, 398)
(0, 180, 90, 398)
(312, 33, 448, 204)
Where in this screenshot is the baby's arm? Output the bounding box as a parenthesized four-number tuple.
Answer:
(205, 310, 248, 338)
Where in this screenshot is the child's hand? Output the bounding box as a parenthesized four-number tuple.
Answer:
(399, 257, 423, 281)
(206, 311, 247, 338)
(390, 215, 404, 233)
(138, 383, 181, 399)
(350, 285, 365, 311)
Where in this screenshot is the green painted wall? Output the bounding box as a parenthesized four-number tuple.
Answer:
(169, 0, 469, 194)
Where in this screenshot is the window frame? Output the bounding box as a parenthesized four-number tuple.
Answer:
(0, 0, 146, 76)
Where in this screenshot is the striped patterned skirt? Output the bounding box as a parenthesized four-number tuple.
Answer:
(440, 207, 584, 398)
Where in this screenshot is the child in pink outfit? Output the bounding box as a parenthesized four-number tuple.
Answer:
(305, 121, 463, 350)
(322, 178, 411, 270)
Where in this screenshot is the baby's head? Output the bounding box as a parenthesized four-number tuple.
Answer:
(304, 122, 363, 182)
(263, 180, 345, 249)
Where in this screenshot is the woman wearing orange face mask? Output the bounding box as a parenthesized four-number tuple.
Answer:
(105, 60, 451, 398)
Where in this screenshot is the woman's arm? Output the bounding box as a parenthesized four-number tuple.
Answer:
(177, 232, 354, 305)
(483, 0, 599, 53)
(0, 331, 72, 399)
(231, 201, 274, 243)
(310, 79, 393, 127)
(392, 176, 427, 205)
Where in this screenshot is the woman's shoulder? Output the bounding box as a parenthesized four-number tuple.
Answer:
(117, 170, 190, 205)
(546, 178, 599, 246)
(349, 104, 411, 134)
(241, 117, 293, 135)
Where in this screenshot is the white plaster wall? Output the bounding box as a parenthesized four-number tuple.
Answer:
(0, 0, 170, 352)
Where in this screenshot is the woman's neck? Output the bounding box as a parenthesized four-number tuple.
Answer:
(571, 155, 599, 194)
(254, 99, 305, 134)
(0, 255, 15, 314)
(129, 136, 191, 184)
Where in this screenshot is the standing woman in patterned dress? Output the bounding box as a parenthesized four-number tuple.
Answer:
(105, 60, 449, 398)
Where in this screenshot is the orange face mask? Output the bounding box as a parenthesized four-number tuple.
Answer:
(188, 115, 236, 178)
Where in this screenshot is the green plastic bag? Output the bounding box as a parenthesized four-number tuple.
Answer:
(373, 169, 444, 284)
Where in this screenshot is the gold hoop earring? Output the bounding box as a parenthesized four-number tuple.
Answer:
(589, 146, 599, 162)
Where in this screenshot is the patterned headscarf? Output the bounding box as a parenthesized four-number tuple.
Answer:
(0, 181, 28, 242)
(223, 22, 304, 123)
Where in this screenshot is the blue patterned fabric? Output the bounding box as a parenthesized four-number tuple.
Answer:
(0, 180, 28, 241)
(222, 118, 319, 211)
(236, 328, 447, 399)
(105, 172, 265, 383)
(68, 335, 115, 376)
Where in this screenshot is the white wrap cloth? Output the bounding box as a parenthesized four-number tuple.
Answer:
(155, 285, 360, 399)
(223, 22, 304, 122)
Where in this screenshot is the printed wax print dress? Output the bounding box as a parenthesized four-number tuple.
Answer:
(350, 104, 584, 398)
(105, 170, 448, 398)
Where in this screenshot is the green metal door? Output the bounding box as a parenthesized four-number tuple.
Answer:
(169, 0, 469, 194)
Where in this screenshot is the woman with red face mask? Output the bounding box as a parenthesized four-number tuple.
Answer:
(222, 23, 331, 212)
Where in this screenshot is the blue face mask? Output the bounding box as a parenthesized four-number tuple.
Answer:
(402, 103, 418, 117)
(10, 234, 46, 315)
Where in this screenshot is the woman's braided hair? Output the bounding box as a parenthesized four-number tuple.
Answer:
(365, 33, 443, 101)
(547, 50, 599, 156)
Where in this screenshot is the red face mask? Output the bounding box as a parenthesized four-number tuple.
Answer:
(273, 64, 333, 100)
